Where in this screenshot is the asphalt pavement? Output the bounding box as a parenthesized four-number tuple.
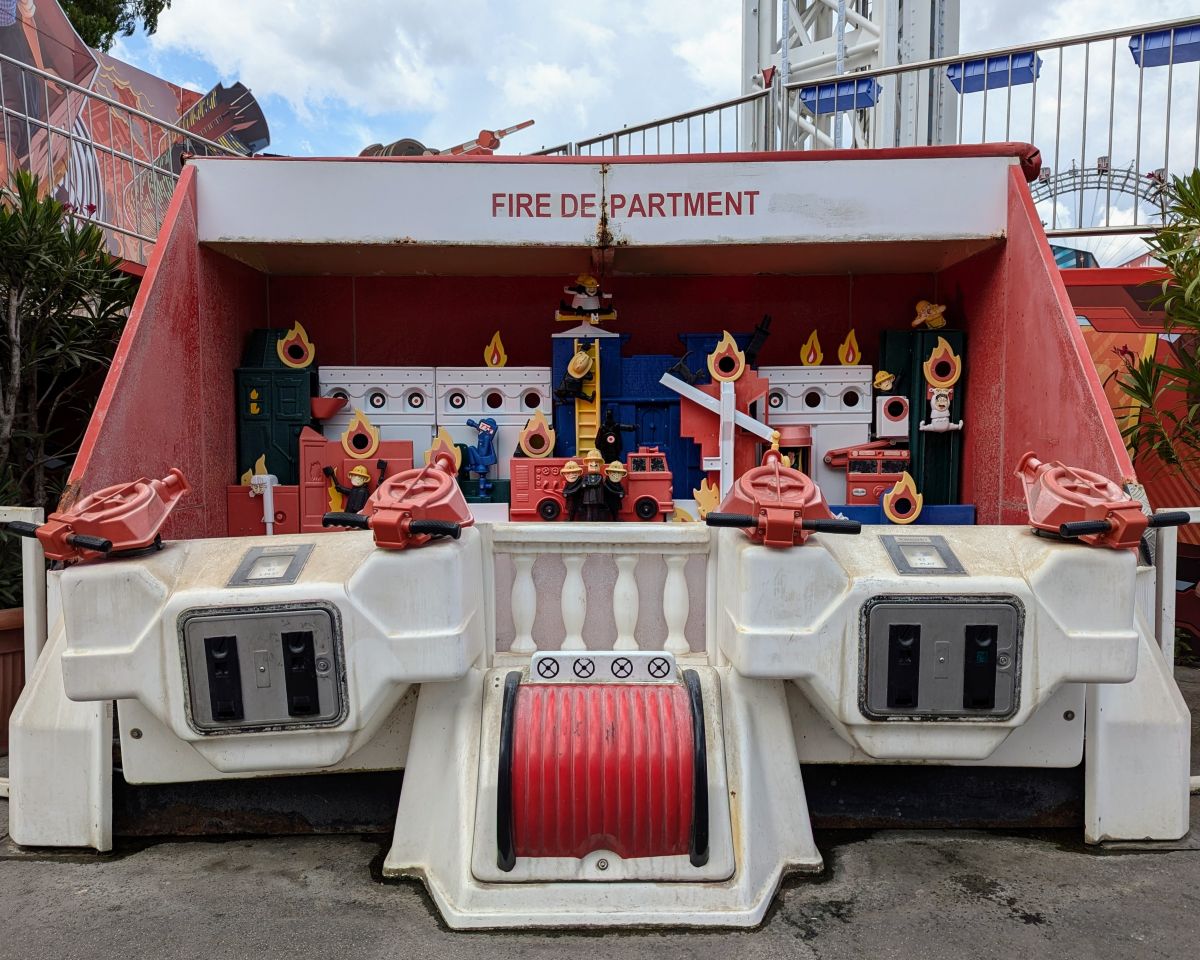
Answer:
(1, 670, 1198, 960)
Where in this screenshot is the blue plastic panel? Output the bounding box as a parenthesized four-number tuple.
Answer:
(947, 53, 1041, 94)
(799, 78, 881, 115)
(832, 504, 977, 526)
(1129, 26, 1200, 68)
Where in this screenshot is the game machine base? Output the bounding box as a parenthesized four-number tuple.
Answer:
(4, 145, 1193, 929)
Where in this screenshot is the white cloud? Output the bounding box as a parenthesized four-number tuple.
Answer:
(136, 0, 1199, 157)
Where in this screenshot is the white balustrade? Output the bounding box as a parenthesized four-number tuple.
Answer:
(490, 523, 711, 658)
(613, 555, 640, 650)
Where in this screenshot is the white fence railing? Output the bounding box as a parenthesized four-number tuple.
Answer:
(534, 16, 1200, 239)
(0, 50, 241, 264)
(487, 523, 711, 660)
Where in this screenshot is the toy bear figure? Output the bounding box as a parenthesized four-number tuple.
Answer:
(919, 388, 962, 433)
(465, 417, 499, 493)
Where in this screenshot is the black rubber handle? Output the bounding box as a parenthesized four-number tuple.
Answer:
(322, 512, 370, 529)
(705, 513, 757, 528)
(64, 533, 113, 554)
(1, 520, 41, 538)
(409, 519, 462, 539)
(1059, 519, 1113, 537)
(1149, 511, 1192, 528)
(802, 518, 862, 535)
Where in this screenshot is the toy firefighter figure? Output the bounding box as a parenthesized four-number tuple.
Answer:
(595, 408, 636, 463)
(323, 463, 374, 513)
(556, 274, 616, 324)
(873, 369, 897, 393)
(919, 387, 963, 433)
(563, 449, 613, 521)
(604, 460, 628, 518)
(465, 417, 499, 494)
(911, 300, 947, 330)
(555, 349, 595, 404)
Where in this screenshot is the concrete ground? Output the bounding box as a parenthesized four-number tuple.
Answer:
(2, 672, 1199, 960)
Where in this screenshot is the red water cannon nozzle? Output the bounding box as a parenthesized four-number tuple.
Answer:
(1016, 452, 1191, 550)
(1, 469, 190, 562)
(705, 448, 859, 547)
(322, 451, 473, 550)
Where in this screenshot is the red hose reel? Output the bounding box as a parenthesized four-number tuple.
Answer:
(1016, 452, 1190, 550)
(496, 671, 709, 870)
(2, 469, 190, 562)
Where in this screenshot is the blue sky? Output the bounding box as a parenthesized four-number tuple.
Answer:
(109, 0, 1197, 159)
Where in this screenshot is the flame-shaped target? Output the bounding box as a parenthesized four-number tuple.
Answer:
(837, 329, 860, 365)
(707, 330, 746, 382)
(239, 453, 268, 486)
(276, 322, 315, 369)
(484, 330, 508, 368)
(922, 336, 962, 389)
(882, 471, 924, 525)
(341, 408, 381, 459)
(423, 427, 463, 471)
(518, 409, 556, 457)
(800, 330, 824, 366)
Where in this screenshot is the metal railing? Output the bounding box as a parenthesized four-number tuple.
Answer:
(534, 16, 1200, 240)
(0, 50, 241, 263)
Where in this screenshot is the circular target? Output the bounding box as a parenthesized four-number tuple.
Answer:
(572, 657, 596, 678)
(368, 391, 386, 409)
(647, 657, 671, 679)
(611, 657, 634, 679)
(448, 392, 466, 409)
(536, 658, 560, 679)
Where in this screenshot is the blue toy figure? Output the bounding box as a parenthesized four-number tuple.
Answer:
(465, 417, 499, 494)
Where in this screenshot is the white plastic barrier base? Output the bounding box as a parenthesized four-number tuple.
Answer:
(9, 626, 112, 850)
(1084, 619, 1192, 842)
(383, 666, 822, 929)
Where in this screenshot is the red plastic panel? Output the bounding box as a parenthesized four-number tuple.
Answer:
(511, 683, 694, 860)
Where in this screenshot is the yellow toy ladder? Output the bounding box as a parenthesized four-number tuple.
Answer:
(573, 337, 601, 455)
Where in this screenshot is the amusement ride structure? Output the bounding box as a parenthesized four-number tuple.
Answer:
(2, 0, 1200, 934)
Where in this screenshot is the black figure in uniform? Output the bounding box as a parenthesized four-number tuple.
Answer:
(603, 461, 628, 520)
(595, 408, 635, 463)
(323, 460, 387, 514)
(563, 450, 611, 521)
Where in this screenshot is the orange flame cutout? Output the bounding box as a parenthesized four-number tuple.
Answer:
(800, 330, 824, 366)
(239, 453, 268, 486)
(922, 336, 962, 389)
(341, 408, 381, 460)
(423, 427, 462, 471)
(837, 329, 860, 366)
(882, 471, 924, 525)
(518, 409, 556, 458)
(693, 478, 721, 519)
(706, 330, 746, 382)
(276, 322, 315, 369)
(484, 330, 508, 368)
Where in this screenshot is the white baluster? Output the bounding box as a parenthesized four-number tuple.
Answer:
(561, 554, 587, 650)
(612, 554, 640, 650)
(663, 553, 690, 655)
(510, 554, 537, 654)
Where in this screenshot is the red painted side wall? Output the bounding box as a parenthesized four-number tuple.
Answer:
(266, 272, 934, 371)
(71, 166, 268, 539)
(945, 167, 1133, 524)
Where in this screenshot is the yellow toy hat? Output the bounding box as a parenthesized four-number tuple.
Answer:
(348, 464, 371, 479)
(567, 350, 594, 378)
(873, 369, 896, 390)
(561, 460, 583, 478)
